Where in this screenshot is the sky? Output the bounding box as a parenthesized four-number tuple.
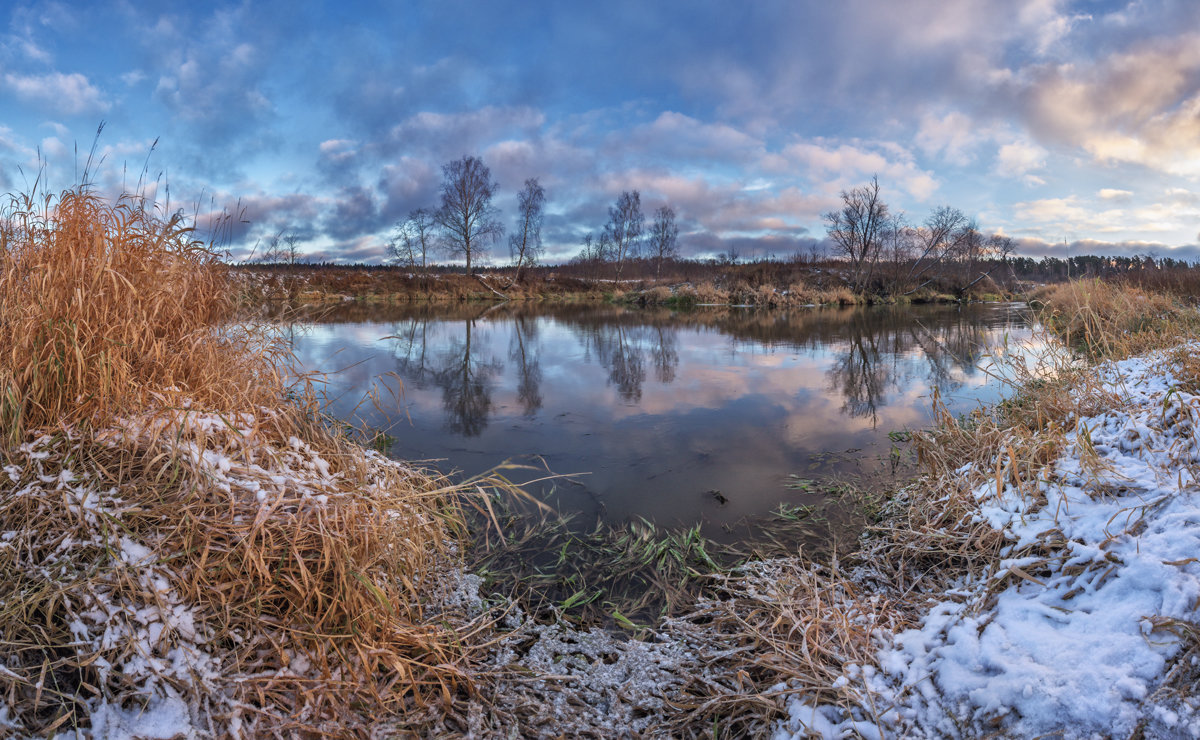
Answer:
(2, 0, 1200, 264)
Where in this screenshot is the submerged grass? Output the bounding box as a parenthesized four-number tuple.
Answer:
(470, 507, 733, 628)
(0, 185, 482, 735)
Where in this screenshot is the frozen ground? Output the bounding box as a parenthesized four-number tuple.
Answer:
(776, 347, 1200, 738)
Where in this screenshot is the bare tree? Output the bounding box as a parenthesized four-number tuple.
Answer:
(602, 190, 643, 281)
(388, 207, 436, 273)
(509, 178, 545, 284)
(953, 219, 984, 281)
(433, 155, 503, 275)
(879, 213, 915, 295)
(647, 205, 679, 280)
(261, 231, 304, 265)
(824, 176, 888, 293)
(578, 233, 600, 261)
(960, 232, 1016, 295)
(259, 231, 304, 301)
(902, 205, 969, 295)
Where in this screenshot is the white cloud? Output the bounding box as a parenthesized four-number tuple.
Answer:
(995, 140, 1048, 178)
(1021, 32, 1200, 175)
(626, 112, 764, 163)
(39, 136, 67, 160)
(1014, 196, 1091, 223)
(780, 138, 939, 201)
(1097, 188, 1133, 201)
(318, 139, 358, 165)
(915, 111, 981, 165)
(4, 72, 110, 116)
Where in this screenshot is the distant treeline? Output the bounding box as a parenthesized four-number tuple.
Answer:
(235, 251, 1200, 298)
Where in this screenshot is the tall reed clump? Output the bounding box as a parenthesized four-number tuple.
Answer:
(0, 186, 473, 736)
(1034, 279, 1196, 359)
(0, 187, 278, 437)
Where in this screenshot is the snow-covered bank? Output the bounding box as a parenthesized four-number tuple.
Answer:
(777, 346, 1200, 738)
(0, 407, 465, 738)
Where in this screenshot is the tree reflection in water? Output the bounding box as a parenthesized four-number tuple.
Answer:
(432, 320, 503, 436)
(366, 301, 1025, 439)
(826, 308, 992, 426)
(389, 310, 502, 437)
(574, 319, 682, 402)
(509, 315, 543, 417)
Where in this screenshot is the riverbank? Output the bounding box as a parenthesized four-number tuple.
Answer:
(13, 332, 1199, 737)
(233, 263, 1004, 309)
(0, 189, 489, 736)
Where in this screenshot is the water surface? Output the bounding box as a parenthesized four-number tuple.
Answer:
(291, 302, 1035, 542)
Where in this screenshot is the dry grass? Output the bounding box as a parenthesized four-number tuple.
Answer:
(0, 188, 278, 439)
(661, 558, 906, 738)
(1034, 278, 1196, 359)
(0, 186, 479, 735)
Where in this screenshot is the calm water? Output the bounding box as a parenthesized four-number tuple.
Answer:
(290, 301, 1035, 541)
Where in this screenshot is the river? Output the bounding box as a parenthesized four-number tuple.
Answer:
(288, 301, 1037, 547)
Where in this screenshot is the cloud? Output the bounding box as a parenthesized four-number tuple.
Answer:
(377, 157, 439, 224)
(1013, 236, 1200, 261)
(623, 112, 764, 165)
(3, 72, 110, 116)
(384, 107, 545, 160)
(39, 135, 67, 160)
(323, 185, 380, 239)
(144, 10, 275, 144)
(1018, 31, 1200, 175)
(305, 236, 388, 265)
(1015, 196, 1105, 225)
(1098, 188, 1133, 201)
(995, 140, 1048, 178)
(1008, 190, 1200, 241)
(778, 139, 940, 200)
(916, 111, 982, 165)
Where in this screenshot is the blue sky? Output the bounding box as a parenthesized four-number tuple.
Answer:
(2, 0, 1200, 264)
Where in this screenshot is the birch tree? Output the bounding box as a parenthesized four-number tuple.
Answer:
(509, 178, 545, 284)
(433, 155, 503, 275)
(647, 205, 679, 279)
(602, 190, 643, 281)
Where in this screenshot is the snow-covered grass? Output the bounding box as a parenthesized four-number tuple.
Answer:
(0, 403, 480, 737)
(769, 342, 1200, 737)
(0, 184, 484, 736)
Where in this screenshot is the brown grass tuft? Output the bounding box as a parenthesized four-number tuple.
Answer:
(1035, 279, 1195, 359)
(0, 185, 478, 735)
(0, 188, 283, 438)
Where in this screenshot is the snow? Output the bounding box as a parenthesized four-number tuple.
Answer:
(57, 694, 195, 740)
(775, 346, 1200, 738)
(0, 404, 436, 738)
